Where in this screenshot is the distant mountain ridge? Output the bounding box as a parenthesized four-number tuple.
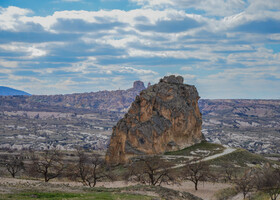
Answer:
(0, 81, 145, 112)
(0, 86, 30, 96)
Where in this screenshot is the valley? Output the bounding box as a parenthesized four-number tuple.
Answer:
(0, 82, 279, 155)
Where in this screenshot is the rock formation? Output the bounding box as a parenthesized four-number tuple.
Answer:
(106, 75, 204, 165)
(132, 81, 145, 91)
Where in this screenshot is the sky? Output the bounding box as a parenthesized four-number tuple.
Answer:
(0, 0, 279, 99)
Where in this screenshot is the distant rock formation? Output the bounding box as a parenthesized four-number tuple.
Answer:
(0, 86, 30, 96)
(106, 75, 204, 165)
(132, 81, 145, 91)
(0, 81, 145, 112)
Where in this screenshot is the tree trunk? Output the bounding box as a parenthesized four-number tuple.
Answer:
(195, 182, 198, 191)
(92, 179, 97, 187)
(243, 192, 246, 199)
(44, 172, 49, 182)
(270, 193, 278, 200)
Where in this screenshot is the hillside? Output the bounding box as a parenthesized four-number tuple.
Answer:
(0, 86, 30, 96)
(0, 81, 145, 112)
(164, 141, 278, 168)
(199, 99, 280, 154)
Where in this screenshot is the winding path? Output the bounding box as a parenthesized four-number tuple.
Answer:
(166, 146, 237, 169)
(201, 147, 236, 161)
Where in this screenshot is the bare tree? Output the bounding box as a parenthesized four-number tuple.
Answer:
(182, 159, 212, 190)
(2, 154, 25, 178)
(255, 166, 280, 200)
(221, 162, 237, 182)
(29, 149, 65, 182)
(234, 169, 254, 199)
(126, 156, 174, 186)
(69, 150, 113, 187)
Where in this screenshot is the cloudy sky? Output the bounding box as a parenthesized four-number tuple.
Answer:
(0, 0, 279, 98)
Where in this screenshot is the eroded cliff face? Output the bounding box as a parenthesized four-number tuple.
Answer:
(106, 75, 204, 165)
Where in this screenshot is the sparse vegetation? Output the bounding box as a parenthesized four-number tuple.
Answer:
(165, 141, 225, 157)
(250, 191, 270, 200)
(208, 148, 273, 167)
(214, 187, 239, 200)
(67, 149, 114, 187)
(0, 144, 278, 200)
(254, 165, 280, 200)
(181, 159, 214, 190)
(126, 156, 175, 186)
(233, 169, 255, 199)
(0, 191, 154, 200)
(0, 179, 203, 200)
(220, 162, 237, 182)
(1, 153, 25, 178)
(28, 149, 65, 182)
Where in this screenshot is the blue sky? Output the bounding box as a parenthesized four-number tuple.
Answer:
(0, 0, 279, 98)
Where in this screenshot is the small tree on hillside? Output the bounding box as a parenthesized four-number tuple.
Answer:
(182, 159, 212, 190)
(69, 150, 113, 187)
(234, 169, 254, 199)
(255, 166, 280, 200)
(126, 156, 175, 186)
(2, 154, 25, 178)
(221, 162, 237, 182)
(29, 149, 65, 182)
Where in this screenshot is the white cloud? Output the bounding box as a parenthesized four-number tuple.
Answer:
(0, 6, 32, 31)
(181, 66, 194, 71)
(0, 68, 12, 74)
(226, 47, 280, 67)
(91, 36, 139, 48)
(0, 59, 18, 68)
(131, 0, 173, 7)
(208, 66, 280, 80)
(0, 4, 279, 97)
(269, 34, 280, 41)
(196, 66, 280, 99)
(118, 66, 158, 75)
(127, 49, 214, 60)
(182, 74, 196, 80)
(0, 42, 47, 58)
(17, 8, 205, 34)
(54, 58, 159, 78)
(131, 0, 247, 17)
(246, 0, 280, 13)
(131, 0, 280, 20)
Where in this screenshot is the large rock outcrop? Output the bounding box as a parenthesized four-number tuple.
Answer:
(106, 75, 204, 165)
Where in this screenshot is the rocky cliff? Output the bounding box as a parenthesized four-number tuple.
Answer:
(106, 75, 204, 165)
